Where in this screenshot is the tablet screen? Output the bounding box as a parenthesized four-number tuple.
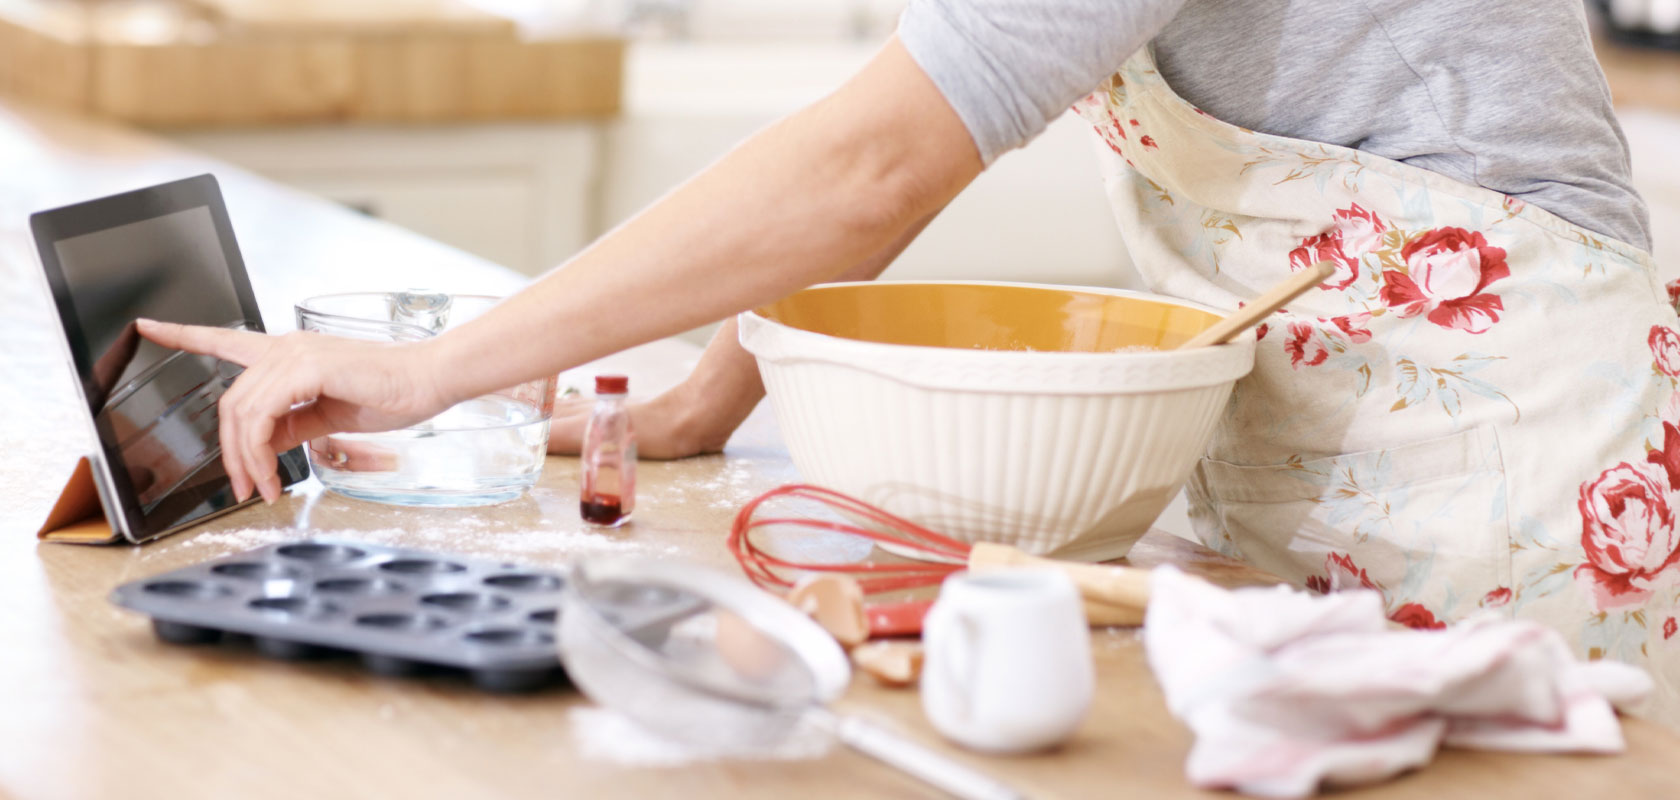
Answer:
(34, 175, 308, 541)
(56, 206, 246, 511)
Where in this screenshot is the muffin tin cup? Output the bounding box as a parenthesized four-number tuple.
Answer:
(110, 539, 701, 693)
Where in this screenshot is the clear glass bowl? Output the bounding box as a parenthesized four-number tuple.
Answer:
(295, 291, 556, 507)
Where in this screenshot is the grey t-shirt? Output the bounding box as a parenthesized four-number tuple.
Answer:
(899, 0, 1653, 251)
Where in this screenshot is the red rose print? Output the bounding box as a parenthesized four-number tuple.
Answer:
(1667, 279, 1680, 314)
(1306, 552, 1380, 594)
(1139, 135, 1158, 149)
(1575, 461, 1680, 613)
(1666, 618, 1678, 640)
(1389, 603, 1447, 630)
(1647, 421, 1680, 490)
(1284, 322, 1327, 369)
(1651, 326, 1680, 377)
(1289, 232, 1345, 286)
(1129, 118, 1140, 127)
(1481, 587, 1512, 608)
(1378, 227, 1509, 334)
(1328, 313, 1372, 344)
(1331, 204, 1387, 261)
(1288, 204, 1389, 291)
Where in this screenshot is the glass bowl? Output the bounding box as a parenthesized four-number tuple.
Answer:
(295, 291, 556, 507)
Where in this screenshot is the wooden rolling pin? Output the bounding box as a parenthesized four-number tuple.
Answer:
(969, 542, 1151, 626)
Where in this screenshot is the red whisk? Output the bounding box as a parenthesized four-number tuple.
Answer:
(728, 484, 977, 635)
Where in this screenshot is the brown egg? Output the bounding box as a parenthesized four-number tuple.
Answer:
(714, 609, 792, 684)
(852, 641, 924, 687)
(786, 574, 870, 646)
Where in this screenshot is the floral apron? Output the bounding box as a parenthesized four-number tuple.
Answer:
(1075, 48, 1680, 721)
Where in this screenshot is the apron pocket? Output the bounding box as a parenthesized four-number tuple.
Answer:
(1191, 426, 1511, 626)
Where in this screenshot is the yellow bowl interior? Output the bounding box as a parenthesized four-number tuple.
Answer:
(754, 283, 1223, 352)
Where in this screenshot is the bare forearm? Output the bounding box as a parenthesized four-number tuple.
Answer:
(687, 207, 943, 411)
(431, 38, 980, 404)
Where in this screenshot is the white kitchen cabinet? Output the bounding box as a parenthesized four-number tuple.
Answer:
(168, 123, 602, 277)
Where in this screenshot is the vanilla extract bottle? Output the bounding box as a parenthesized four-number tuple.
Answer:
(580, 374, 636, 526)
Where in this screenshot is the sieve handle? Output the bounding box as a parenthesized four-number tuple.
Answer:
(822, 711, 1027, 800)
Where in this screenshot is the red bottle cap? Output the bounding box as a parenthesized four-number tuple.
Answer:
(595, 374, 629, 394)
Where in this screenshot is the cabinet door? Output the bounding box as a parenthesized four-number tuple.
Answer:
(284, 172, 537, 272)
(168, 124, 600, 277)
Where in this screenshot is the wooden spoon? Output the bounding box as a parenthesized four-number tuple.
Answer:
(1177, 259, 1335, 350)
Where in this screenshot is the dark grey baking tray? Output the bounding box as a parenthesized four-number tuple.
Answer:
(110, 539, 695, 693)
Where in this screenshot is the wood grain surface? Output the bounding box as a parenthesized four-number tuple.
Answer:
(1, 100, 1678, 799)
(0, 0, 623, 126)
(1597, 38, 1680, 114)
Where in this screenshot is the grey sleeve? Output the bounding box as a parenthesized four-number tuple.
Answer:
(898, 0, 1189, 164)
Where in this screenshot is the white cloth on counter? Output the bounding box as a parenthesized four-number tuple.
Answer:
(1142, 566, 1653, 798)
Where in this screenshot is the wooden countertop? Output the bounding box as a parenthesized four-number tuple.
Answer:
(3, 100, 1680, 799)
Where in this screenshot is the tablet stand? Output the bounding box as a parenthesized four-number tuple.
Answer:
(37, 456, 119, 544)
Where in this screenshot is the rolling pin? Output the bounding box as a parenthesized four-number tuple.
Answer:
(858, 543, 1153, 636)
(969, 542, 1152, 619)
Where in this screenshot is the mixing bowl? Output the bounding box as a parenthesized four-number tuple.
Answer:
(737, 281, 1255, 561)
(295, 291, 556, 507)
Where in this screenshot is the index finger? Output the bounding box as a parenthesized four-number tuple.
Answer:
(136, 319, 273, 366)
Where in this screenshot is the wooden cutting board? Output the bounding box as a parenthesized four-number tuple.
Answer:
(0, 0, 622, 126)
(181, 0, 518, 35)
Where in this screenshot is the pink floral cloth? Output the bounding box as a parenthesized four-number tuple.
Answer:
(1075, 47, 1680, 721)
(1144, 566, 1650, 798)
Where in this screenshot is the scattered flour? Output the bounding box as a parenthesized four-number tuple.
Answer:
(568, 705, 831, 768)
(1097, 626, 1144, 651)
(154, 520, 680, 566)
(637, 458, 766, 514)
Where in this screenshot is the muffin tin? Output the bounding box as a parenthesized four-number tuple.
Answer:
(110, 539, 696, 693)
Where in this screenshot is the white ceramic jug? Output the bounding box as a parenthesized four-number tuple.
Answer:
(920, 568, 1094, 753)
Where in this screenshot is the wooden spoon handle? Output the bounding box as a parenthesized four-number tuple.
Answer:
(968, 542, 1152, 609)
(1177, 259, 1335, 350)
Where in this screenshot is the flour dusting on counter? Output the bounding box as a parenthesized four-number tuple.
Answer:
(568, 706, 830, 767)
(637, 458, 766, 513)
(155, 521, 679, 565)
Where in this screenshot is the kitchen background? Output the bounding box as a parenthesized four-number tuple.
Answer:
(9, 0, 1680, 538)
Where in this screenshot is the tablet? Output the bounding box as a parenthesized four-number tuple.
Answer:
(32, 174, 309, 543)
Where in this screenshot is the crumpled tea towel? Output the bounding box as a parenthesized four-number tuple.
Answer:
(1143, 566, 1653, 798)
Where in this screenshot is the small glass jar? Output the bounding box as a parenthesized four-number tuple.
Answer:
(580, 374, 636, 526)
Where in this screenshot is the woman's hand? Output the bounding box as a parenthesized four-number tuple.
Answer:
(548, 379, 753, 460)
(135, 319, 454, 504)
(547, 317, 768, 459)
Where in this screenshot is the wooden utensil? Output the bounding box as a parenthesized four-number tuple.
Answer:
(730, 485, 1155, 635)
(969, 542, 1150, 608)
(1177, 259, 1336, 350)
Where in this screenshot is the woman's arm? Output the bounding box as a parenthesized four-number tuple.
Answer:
(546, 207, 943, 459)
(435, 37, 979, 401)
(139, 36, 983, 503)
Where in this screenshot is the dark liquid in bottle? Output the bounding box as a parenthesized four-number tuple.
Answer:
(581, 494, 626, 526)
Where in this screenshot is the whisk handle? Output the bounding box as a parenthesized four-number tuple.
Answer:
(865, 599, 934, 636)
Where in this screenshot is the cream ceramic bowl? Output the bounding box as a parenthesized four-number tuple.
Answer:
(737, 281, 1256, 561)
